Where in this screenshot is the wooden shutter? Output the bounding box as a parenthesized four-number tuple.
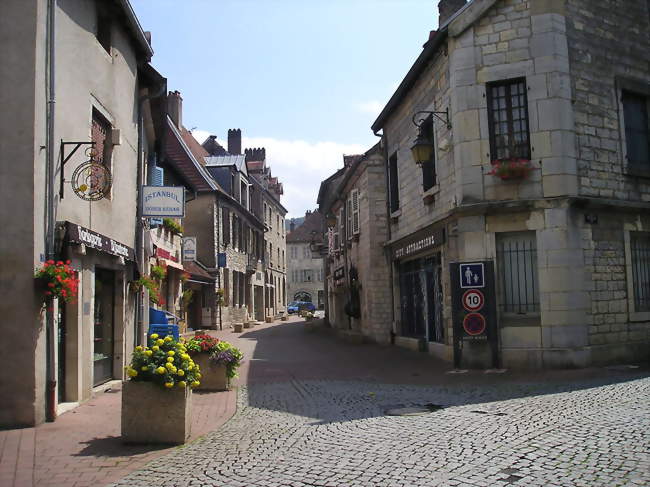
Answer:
(351, 189, 360, 235)
(346, 197, 352, 240)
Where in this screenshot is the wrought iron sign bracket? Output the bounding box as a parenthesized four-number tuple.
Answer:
(60, 140, 95, 198)
(412, 109, 451, 130)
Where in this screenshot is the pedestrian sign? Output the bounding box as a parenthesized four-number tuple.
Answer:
(459, 263, 484, 288)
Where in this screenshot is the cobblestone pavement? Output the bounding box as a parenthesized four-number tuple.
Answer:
(112, 375, 650, 487)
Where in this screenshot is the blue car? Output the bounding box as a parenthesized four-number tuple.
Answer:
(287, 301, 316, 314)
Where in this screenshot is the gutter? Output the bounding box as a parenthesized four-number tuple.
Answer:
(116, 0, 154, 61)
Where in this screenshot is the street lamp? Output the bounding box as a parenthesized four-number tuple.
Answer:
(410, 109, 451, 166)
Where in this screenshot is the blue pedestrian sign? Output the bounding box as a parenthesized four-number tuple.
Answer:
(459, 263, 484, 288)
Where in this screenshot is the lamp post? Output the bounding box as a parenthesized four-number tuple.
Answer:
(410, 109, 451, 165)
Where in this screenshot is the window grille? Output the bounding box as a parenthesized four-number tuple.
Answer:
(497, 232, 539, 314)
(631, 232, 650, 311)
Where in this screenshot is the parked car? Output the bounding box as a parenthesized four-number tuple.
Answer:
(287, 301, 316, 314)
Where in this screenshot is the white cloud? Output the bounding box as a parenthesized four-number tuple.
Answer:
(188, 129, 211, 145)
(356, 100, 384, 116)
(191, 131, 368, 218)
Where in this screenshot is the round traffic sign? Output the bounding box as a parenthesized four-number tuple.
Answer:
(463, 313, 486, 336)
(462, 289, 485, 312)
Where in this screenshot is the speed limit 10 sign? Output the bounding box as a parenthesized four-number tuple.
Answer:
(462, 289, 484, 312)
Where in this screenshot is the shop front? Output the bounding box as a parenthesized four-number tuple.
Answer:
(58, 222, 136, 408)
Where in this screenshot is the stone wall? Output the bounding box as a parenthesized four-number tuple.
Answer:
(565, 0, 650, 201)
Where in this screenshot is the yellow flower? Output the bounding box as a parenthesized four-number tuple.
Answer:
(150, 333, 159, 339)
(156, 366, 166, 374)
(167, 357, 174, 363)
(177, 369, 185, 376)
(151, 345, 159, 352)
(167, 350, 175, 357)
(190, 381, 200, 388)
(170, 366, 177, 373)
(145, 350, 153, 356)
(181, 353, 190, 360)
(141, 366, 149, 371)
(135, 346, 143, 352)
(165, 362, 173, 370)
(127, 368, 138, 377)
(164, 382, 174, 388)
(177, 381, 187, 388)
(196, 373, 202, 379)
(156, 339, 164, 346)
(164, 336, 173, 342)
(187, 364, 193, 371)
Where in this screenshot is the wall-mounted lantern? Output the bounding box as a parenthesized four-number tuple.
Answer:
(410, 109, 451, 166)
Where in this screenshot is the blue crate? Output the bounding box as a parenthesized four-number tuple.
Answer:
(148, 323, 179, 341)
(149, 307, 169, 325)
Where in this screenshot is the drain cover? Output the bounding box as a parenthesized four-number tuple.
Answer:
(385, 404, 445, 416)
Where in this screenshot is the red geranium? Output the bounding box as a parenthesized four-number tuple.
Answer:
(186, 334, 220, 354)
(35, 260, 79, 303)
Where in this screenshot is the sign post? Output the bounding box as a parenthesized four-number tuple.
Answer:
(450, 261, 498, 369)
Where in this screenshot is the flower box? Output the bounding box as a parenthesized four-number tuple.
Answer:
(121, 381, 191, 444)
(192, 353, 229, 391)
(488, 158, 533, 180)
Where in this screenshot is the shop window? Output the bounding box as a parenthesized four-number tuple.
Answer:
(631, 232, 650, 312)
(622, 90, 650, 176)
(496, 232, 539, 315)
(487, 78, 531, 161)
(388, 152, 399, 213)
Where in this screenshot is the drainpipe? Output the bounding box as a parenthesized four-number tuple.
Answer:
(45, 0, 57, 422)
(373, 129, 396, 344)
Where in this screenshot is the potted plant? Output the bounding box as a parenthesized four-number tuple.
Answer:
(163, 217, 183, 235)
(186, 334, 243, 391)
(488, 158, 533, 180)
(121, 334, 201, 444)
(34, 260, 79, 303)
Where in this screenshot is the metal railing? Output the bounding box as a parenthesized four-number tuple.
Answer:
(497, 236, 539, 314)
(631, 233, 650, 311)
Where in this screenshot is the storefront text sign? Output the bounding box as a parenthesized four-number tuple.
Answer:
(182, 237, 196, 261)
(393, 225, 445, 260)
(66, 222, 135, 261)
(142, 186, 185, 217)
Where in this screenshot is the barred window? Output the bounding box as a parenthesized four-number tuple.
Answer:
(497, 232, 539, 315)
(487, 78, 531, 161)
(631, 232, 650, 312)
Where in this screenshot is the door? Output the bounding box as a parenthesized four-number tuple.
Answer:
(93, 268, 115, 386)
(424, 255, 444, 343)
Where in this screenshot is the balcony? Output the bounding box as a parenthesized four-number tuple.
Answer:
(247, 254, 259, 274)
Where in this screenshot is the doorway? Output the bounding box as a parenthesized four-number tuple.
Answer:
(399, 254, 443, 342)
(93, 268, 115, 386)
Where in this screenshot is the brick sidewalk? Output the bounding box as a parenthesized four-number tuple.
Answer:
(0, 371, 237, 487)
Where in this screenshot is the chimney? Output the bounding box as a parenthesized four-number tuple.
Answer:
(290, 220, 295, 232)
(438, 0, 466, 26)
(228, 128, 242, 155)
(305, 210, 312, 218)
(167, 90, 182, 128)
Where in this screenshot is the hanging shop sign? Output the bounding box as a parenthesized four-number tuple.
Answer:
(217, 253, 227, 268)
(154, 247, 178, 262)
(450, 260, 498, 369)
(66, 222, 135, 261)
(393, 225, 445, 260)
(182, 237, 197, 261)
(142, 186, 185, 217)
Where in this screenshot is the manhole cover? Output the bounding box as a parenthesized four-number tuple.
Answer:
(385, 404, 445, 416)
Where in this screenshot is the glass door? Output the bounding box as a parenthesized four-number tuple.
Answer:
(93, 268, 115, 386)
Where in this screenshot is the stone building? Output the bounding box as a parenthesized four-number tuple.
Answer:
(287, 211, 326, 309)
(318, 147, 393, 342)
(0, 0, 158, 426)
(367, 0, 650, 368)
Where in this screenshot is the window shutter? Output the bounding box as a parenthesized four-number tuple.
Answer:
(338, 208, 344, 248)
(346, 197, 352, 240)
(351, 189, 360, 235)
(148, 165, 164, 226)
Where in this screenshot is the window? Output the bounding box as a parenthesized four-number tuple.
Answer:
(290, 246, 297, 259)
(222, 208, 230, 246)
(302, 270, 313, 282)
(622, 90, 650, 173)
(487, 78, 531, 161)
(388, 152, 399, 213)
(496, 232, 539, 315)
(631, 232, 650, 312)
(351, 189, 360, 236)
(419, 115, 436, 191)
(264, 203, 267, 224)
(346, 196, 352, 239)
(232, 216, 239, 249)
(231, 173, 235, 197)
(282, 250, 285, 268)
(240, 181, 247, 208)
(223, 269, 230, 306)
(303, 246, 310, 258)
(91, 109, 111, 167)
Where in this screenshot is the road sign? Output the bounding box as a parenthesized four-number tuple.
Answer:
(463, 313, 486, 336)
(459, 263, 485, 288)
(462, 289, 484, 312)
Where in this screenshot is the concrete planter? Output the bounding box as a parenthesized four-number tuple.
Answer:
(193, 354, 229, 391)
(121, 381, 192, 445)
(265, 316, 273, 323)
(233, 323, 243, 332)
(281, 315, 288, 321)
(243, 321, 251, 329)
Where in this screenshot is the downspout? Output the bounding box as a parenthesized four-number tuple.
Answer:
(45, 0, 57, 422)
(136, 80, 166, 346)
(373, 129, 396, 345)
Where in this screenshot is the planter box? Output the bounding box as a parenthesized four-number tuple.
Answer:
(281, 315, 288, 321)
(233, 323, 243, 332)
(193, 354, 229, 391)
(243, 321, 251, 329)
(121, 381, 191, 445)
(265, 316, 273, 323)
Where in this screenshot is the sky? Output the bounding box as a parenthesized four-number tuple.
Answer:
(130, 0, 439, 218)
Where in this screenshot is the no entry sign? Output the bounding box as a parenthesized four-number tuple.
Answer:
(462, 289, 484, 312)
(463, 313, 486, 336)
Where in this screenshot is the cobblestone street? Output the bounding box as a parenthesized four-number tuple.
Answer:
(111, 321, 650, 487)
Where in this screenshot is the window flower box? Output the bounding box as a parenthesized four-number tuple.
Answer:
(488, 158, 533, 180)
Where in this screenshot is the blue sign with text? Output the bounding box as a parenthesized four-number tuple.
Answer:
(459, 263, 485, 288)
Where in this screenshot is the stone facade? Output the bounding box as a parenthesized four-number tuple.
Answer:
(368, 0, 650, 368)
(287, 211, 326, 309)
